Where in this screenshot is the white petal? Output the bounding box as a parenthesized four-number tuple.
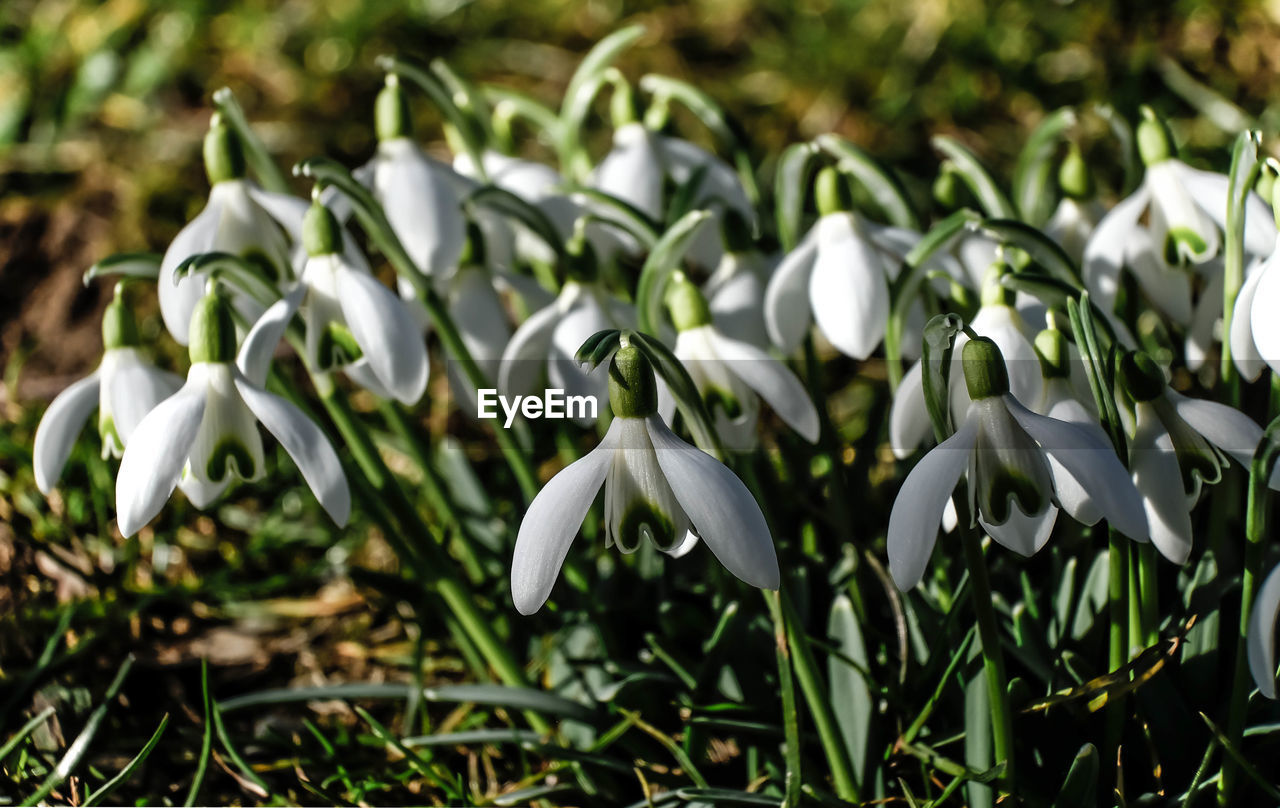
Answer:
(1232, 257, 1268, 382)
(591, 123, 664, 220)
(374, 138, 467, 276)
(337, 263, 430, 405)
(889, 361, 933, 459)
(658, 135, 753, 217)
(980, 505, 1058, 557)
(707, 252, 772, 349)
(1251, 252, 1280, 378)
(1175, 162, 1277, 257)
(708, 328, 820, 443)
(646, 415, 779, 589)
(511, 420, 619, 614)
(103, 350, 183, 442)
(245, 185, 309, 238)
(1125, 228, 1193, 324)
(237, 285, 304, 387)
(184, 363, 265, 487)
(808, 213, 889, 360)
(1168, 391, 1262, 470)
(1247, 562, 1280, 700)
(450, 266, 511, 367)
(1184, 266, 1223, 371)
(178, 475, 231, 509)
(764, 230, 819, 354)
(158, 195, 223, 344)
(1130, 402, 1192, 564)
(33, 371, 101, 494)
(1145, 161, 1220, 264)
(234, 372, 350, 525)
(887, 416, 978, 590)
(500, 299, 562, 398)
(602, 417, 692, 552)
(115, 368, 209, 536)
(1006, 396, 1148, 541)
(1083, 186, 1152, 315)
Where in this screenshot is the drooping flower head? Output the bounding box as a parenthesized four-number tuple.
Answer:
(511, 340, 780, 614)
(888, 337, 1147, 590)
(116, 285, 350, 536)
(34, 284, 182, 494)
(159, 114, 301, 345)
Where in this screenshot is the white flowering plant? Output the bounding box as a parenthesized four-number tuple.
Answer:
(12, 15, 1280, 808)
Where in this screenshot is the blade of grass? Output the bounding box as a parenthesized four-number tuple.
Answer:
(83, 714, 169, 807)
(184, 660, 213, 807)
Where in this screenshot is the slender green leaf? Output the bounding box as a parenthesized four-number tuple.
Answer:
(1051, 743, 1098, 808)
(932, 136, 1016, 218)
(1013, 107, 1077, 226)
(635, 209, 712, 333)
(212, 87, 290, 193)
(466, 185, 567, 261)
(774, 142, 820, 252)
(82, 252, 161, 286)
(84, 715, 170, 807)
(817, 134, 920, 229)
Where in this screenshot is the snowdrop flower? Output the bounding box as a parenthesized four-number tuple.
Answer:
(354, 75, 469, 278)
(1043, 144, 1105, 265)
(890, 264, 1044, 458)
(511, 342, 779, 614)
(500, 244, 633, 423)
(660, 274, 819, 452)
(887, 337, 1147, 590)
(591, 118, 752, 269)
(1247, 562, 1280, 699)
(1232, 186, 1280, 381)
(159, 116, 300, 344)
(1083, 108, 1275, 366)
(116, 286, 350, 536)
(34, 286, 182, 494)
(701, 211, 774, 349)
(1117, 351, 1270, 564)
(765, 168, 957, 361)
(242, 201, 429, 405)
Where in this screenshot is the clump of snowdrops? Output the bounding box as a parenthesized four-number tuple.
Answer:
(26, 25, 1280, 807)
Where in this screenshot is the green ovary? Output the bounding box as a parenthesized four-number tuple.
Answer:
(317, 322, 363, 370)
(704, 386, 742, 419)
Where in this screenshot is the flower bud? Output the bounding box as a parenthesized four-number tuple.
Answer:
(1119, 350, 1165, 403)
(1033, 328, 1069, 379)
(204, 114, 247, 185)
(609, 343, 658, 418)
(303, 201, 343, 257)
(932, 163, 961, 210)
(188, 288, 238, 364)
(815, 167, 852, 217)
(962, 337, 1010, 400)
(666, 274, 712, 332)
(1137, 106, 1174, 167)
(1057, 142, 1093, 200)
(375, 74, 412, 142)
(102, 284, 142, 350)
(610, 77, 640, 129)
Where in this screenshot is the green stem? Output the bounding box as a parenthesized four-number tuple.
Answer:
(319, 389, 549, 734)
(1104, 529, 1128, 774)
(1138, 543, 1159, 649)
(779, 589, 861, 802)
(956, 511, 1015, 794)
(766, 591, 803, 808)
(1221, 442, 1273, 803)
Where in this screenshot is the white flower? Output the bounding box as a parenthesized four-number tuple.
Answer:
(115, 290, 350, 536)
(1118, 352, 1272, 564)
(703, 248, 774, 350)
(500, 273, 633, 425)
(890, 274, 1044, 458)
(34, 293, 181, 493)
(1248, 562, 1280, 699)
(888, 338, 1148, 590)
(591, 121, 753, 268)
(1234, 246, 1280, 382)
(243, 202, 430, 405)
(1083, 111, 1275, 368)
(159, 124, 302, 344)
(1044, 196, 1105, 265)
(510, 344, 778, 614)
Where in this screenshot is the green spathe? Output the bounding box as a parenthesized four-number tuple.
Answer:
(304, 201, 343, 257)
(1058, 142, 1093, 200)
(666, 276, 712, 332)
(1033, 328, 1069, 379)
(102, 287, 141, 350)
(609, 344, 658, 418)
(1136, 106, 1174, 167)
(815, 166, 852, 217)
(188, 291, 238, 364)
(204, 115, 247, 185)
(1119, 350, 1165, 403)
(375, 75, 411, 141)
(962, 337, 1010, 400)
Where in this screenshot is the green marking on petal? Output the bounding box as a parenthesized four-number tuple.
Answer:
(207, 437, 256, 482)
(317, 322, 363, 370)
(98, 414, 124, 459)
(704, 386, 743, 419)
(1155, 398, 1225, 494)
(241, 247, 282, 285)
(1163, 226, 1209, 265)
(617, 500, 676, 554)
(980, 467, 1048, 525)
